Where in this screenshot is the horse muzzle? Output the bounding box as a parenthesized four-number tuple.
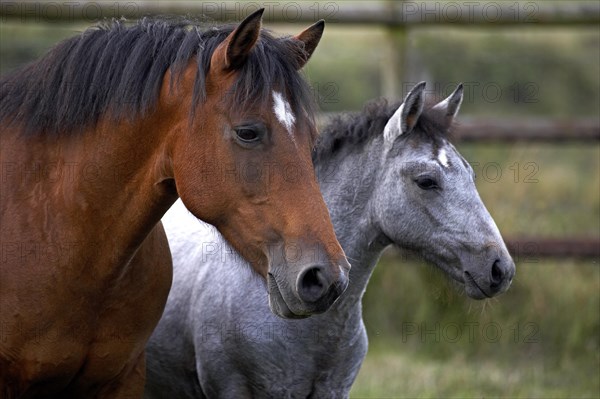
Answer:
(267, 256, 350, 319)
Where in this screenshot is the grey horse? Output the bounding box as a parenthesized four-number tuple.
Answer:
(145, 82, 515, 398)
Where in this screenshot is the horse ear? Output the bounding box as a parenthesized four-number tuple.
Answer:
(213, 8, 264, 71)
(433, 83, 464, 125)
(291, 20, 325, 70)
(384, 81, 426, 144)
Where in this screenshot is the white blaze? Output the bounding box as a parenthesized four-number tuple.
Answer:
(438, 147, 449, 168)
(272, 91, 295, 136)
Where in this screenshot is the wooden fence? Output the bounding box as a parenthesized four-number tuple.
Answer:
(1, 1, 599, 26)
(1, 1, 599, 258)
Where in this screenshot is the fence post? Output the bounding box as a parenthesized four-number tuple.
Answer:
(380, 1, 408, 100)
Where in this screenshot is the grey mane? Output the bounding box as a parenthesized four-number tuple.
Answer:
(313, 98, 453, 163)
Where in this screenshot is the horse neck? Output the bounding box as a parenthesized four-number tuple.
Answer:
(96, 115, 177, 251)
(314, 135, 389, 314)
(8, 109, 177, 268)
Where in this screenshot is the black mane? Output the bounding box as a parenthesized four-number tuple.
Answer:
(0, 18, 314, 136)
(313, 98, 451, 162)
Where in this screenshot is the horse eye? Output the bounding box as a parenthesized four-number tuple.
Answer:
(235, 128, 260, 143)
(415, 177, 438, 190)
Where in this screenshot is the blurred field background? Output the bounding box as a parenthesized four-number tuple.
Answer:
(1, 1, 598, 397)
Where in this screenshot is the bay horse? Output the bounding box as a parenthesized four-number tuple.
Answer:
(145, 82, 515, 397)
(0, 10, 350, 398)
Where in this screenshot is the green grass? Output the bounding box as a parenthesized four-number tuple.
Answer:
(0, 21, 88, 73)
(352, 257, 600, 398)
(352, 261, 600, 398)
(351, 348, 599, 398)
(461, 142, 600, 238)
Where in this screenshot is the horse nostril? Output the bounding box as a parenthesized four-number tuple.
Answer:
(490, 259, 504, 288)
(298, 266, 328, 303)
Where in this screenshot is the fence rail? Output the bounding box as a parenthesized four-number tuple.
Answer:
(454, 117, 600, 142)
(317, 115, 600, 142)
(387, 237, 600, 261)
(505, 238, 600, 259)
(1, 1, 599, 26)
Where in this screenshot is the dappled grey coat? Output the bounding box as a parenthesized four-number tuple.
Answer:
(145, 83, 514, 398)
